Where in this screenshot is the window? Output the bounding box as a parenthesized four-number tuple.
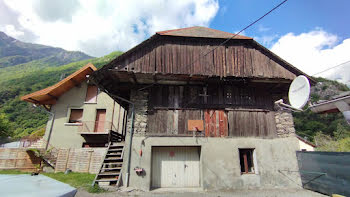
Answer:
(69, 109, 83, 123)
(85, 85, 98, 103)
(239, 149, 255, 174)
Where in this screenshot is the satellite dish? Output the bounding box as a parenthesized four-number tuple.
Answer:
(288, 75, 310, 109)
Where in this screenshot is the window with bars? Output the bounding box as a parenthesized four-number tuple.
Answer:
(239, 148, 255, 174)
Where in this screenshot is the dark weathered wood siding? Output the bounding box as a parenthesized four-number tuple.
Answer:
(115, 38, 296, 80)
(227, 111, 276, 137)
(146, 109, 276, 137)
(148, 85, 274, 110)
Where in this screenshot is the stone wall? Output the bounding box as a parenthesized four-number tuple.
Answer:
(127, 89, 148, 136)
(275, 111, 296, 137)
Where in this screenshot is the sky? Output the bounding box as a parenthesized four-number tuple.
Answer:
(0, 0, 349, 85)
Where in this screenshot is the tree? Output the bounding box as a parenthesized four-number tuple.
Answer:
(0, 113, 11, 139)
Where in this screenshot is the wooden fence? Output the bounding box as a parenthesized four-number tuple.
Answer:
(0, 148, 41, 171)
(0, 148, 106, 174)
(54, 148, 106, 174)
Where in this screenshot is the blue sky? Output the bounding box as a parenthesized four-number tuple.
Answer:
(0, 0, 349, 84)
(212, 0, 350, 47)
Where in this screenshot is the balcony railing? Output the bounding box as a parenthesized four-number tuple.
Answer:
(77, 121, 119, 134)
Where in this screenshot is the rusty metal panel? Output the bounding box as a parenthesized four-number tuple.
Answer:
(205, 110, 228, 137)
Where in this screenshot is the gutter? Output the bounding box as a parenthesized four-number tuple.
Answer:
(309, 95, 350, 112)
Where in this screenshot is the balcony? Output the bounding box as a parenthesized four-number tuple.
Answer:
(77, 121, 118, 135)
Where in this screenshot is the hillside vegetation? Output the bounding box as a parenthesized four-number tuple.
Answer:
(293, 77, 350, 151)
(0, 46, 122, 140)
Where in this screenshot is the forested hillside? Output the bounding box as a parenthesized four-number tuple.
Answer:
(0, 32, 122, 141)
(293, 77, 350, 151)
(0, 51, 122, 140)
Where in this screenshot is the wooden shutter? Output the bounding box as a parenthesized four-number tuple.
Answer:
(69, 109, 83, 123)
(85, 85, 98, 103)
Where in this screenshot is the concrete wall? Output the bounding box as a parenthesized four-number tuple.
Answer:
(123, 136, 302, 191)
(44, 81, 125, 148)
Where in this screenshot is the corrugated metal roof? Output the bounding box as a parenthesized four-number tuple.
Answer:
(157, 26, 252, 39)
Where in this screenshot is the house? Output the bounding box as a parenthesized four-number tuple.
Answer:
(310, 91, 350, 125)
(21, 63, 127, 149)
(89, 26, 315, 190)
(296, 135, 316, 151)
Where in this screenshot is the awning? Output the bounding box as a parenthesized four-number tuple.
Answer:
(21, 63, 96, 105)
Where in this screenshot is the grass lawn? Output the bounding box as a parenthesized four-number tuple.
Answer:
(0, 170, 107, 193)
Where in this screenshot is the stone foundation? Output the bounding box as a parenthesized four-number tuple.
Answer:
(127, 89, 148, 136)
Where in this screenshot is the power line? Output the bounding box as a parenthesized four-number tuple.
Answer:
(184, 0, 289, 69)
(311, 60, 350, 76)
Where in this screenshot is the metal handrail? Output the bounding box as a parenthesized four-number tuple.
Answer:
(77, 121, 120, 133)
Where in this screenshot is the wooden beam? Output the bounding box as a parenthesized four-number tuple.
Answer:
(47, 93, 58, 100)
(70, 78, 80, 86)
(28, 98, 40, 103)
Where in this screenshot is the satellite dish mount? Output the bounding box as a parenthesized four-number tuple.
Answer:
(275, 75, 311, 112)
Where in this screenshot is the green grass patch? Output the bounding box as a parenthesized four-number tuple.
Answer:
(0, 170, 31, 174)
(43, 172, 107, 193)
(0, 170, 107, 193)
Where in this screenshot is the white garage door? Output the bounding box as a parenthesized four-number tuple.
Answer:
(151, 146, 200, 188)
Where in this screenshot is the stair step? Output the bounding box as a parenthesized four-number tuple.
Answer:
(106, 153, 122, 156)
(103, 167, 122, 170)
(108, 149, 122, 152)
(103, 162, 123, 165)
(98, 172, 120, 176)
(95, 178, 118, 182)
(104, 158, 122, 161)
(109, 145, 123, 148)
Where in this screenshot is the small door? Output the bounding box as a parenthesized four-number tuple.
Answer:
(152, 147, 200, 188)
(94, 109, 106, 132)
(204, 110, 228, 137)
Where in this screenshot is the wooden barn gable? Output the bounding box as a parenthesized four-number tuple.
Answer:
(101, 26, 312, 82)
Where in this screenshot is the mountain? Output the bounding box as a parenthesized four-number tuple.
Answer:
(0, 32, 122, 140)
(0, 31, 92, 68)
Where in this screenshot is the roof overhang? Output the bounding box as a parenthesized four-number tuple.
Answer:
(296, 135, 316, 148)
(90, 69, 292, 101)
(309, 94, 350, 113)
(21, 63, 97, 105)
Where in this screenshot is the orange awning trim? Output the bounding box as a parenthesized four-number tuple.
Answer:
(21, 63, 97, 105)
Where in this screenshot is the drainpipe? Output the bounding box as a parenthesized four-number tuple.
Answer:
(33, 104, 55, 150)
(45, 111, 55, 150)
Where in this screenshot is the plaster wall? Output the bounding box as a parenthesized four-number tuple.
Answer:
(123, 136, 302, 191)
(44, 81, 125, 148)
(298, 140, 315, 151)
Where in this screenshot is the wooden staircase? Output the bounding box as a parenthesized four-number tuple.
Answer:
(93, 130, 125, 187)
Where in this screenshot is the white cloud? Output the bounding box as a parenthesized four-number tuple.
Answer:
(270, 29, 350, 85)
(1, 24, 24, 37)
(2, 0, 219, 57)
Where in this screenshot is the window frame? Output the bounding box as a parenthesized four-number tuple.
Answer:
(66, 108, 84, 125)
(84, 85, 99, 104)
(239, 148, 256, 174)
